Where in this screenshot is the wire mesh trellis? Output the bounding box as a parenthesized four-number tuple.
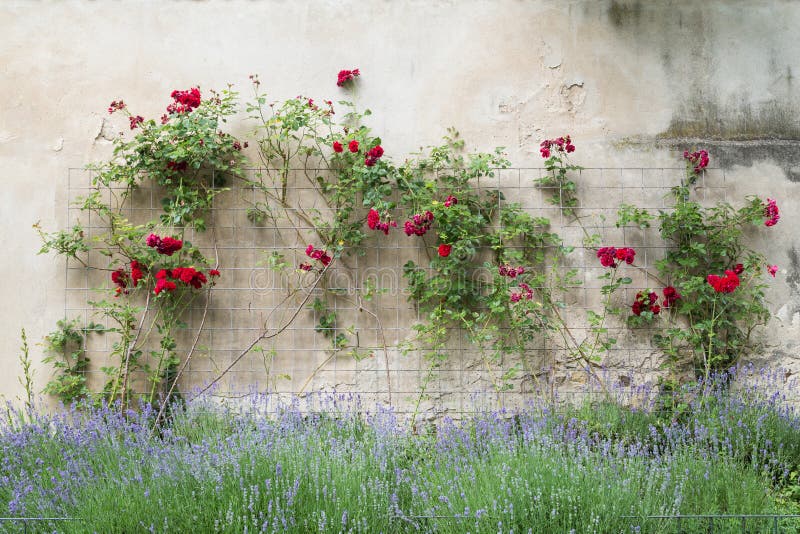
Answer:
(63, 166, 733, 414)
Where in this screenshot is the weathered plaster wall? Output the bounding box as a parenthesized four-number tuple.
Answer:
(1, 0, 799, 405)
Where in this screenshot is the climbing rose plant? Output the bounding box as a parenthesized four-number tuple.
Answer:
(35, 69, 784, 412)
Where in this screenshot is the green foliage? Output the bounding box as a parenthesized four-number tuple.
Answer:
(34, 222, 89, 262)
(616, 203, 655, 229)
(41, 318, 105, 403)
(17, 329, 35, 412)
(311, 297, 347, 350)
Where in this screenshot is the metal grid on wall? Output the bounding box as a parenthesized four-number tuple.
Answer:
(64, 167, 730, 413)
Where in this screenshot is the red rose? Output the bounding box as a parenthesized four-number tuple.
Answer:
(154, 278, 177, 295)
(209, 269, 220, 277)
(333, 141, 343, 153)
(707, 270, 740, 293)
(348, 140, 359, 153)
(367, 209, 380, 230)
(662, 286, 681, 308)
(130, 261, 143, 287)
(129, 115, 144, 130)
(337, 69, 360, 87)
(438, 244, 452, 257)
(764, 198, 780, 227)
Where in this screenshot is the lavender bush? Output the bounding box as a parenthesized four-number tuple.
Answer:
(1, 366, 799, 532)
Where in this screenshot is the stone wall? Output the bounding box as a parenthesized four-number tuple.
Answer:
(2, 0, 799, 408)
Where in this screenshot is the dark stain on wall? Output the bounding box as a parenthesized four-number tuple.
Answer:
(787, 246, 800, 295)
(595, 1, 800, 181)
(662, 94, 800, 142)
(657, 138, 800, 183)
(608, 0, 642, 28)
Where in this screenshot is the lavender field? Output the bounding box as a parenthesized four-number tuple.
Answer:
(2, 368, 800, 533)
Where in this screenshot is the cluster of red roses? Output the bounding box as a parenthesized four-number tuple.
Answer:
(683, 150, 710, 174)
(165, 161, 188, 173)
(539, 135, 575, 158)
(510, 283, 534, 303)
(332, 140, 384, 167)
(111, 257, 219, 296)
(367, 209, 396, 235)
(631, 286, 680, 316)
(404, 211, 434, 237)
(108, 100, 126, 114)
(707, 269, 741, 293)
(166, 87, 201, 115)
(107, 100, 143, 129)
(111, 260, 144, 296)
(146, 234, 183, 256)
(129, 115, 144, 130)
(597, 247, 636, 268)
(336, 69, 360, 87)
(364, 145, 384, 167)
(498, 265, 525, 278)
(301, 245, 332, 271)
(153, 266, 219, 295)
(764, 198, 780, 227)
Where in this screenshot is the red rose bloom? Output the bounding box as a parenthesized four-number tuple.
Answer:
(108, 100, 126, 114)
(167, 87, 201, 115)
(631, 291, 660, 316)
(111, 268, 130, 296)
(367, 209, 380, 230)
(146, 234, 182, 255)
(306, 244, 332, 266)
(129, 115, 144, 130)
(209, 269, 220, 277)
(337, 69, 361, 87)
(707, 270, 740, 293)
(348, 140, 359, 153)
(684, 149, 710, 174)
(159, 237, 182, 256)
(615, 247, 636, 265)
(764, 198, 780, 227)
(662, 286, 681, 308)
(540, 135, 575, 158)
(130, 261, 143, 287)
(438, 244, 452, 257)
(597, 247, 618, 268)
(404, 211, 435, 236)
(154, 278, 177, 295)
(333, 141, 343, 153)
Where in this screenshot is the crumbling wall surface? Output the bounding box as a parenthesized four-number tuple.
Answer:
(1, 0, 798, 407)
